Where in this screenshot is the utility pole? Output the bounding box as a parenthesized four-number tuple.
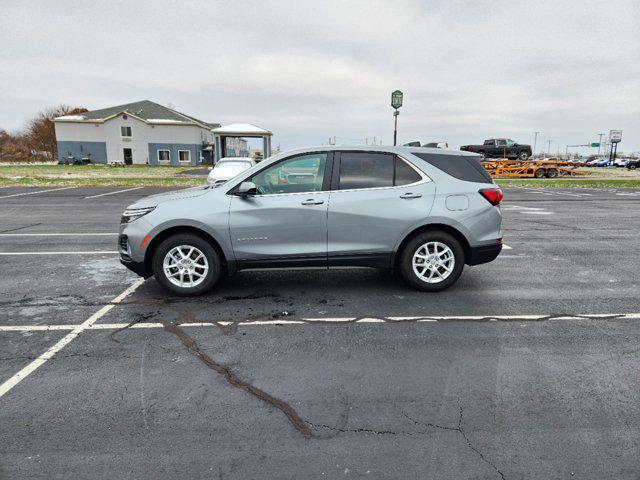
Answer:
(546, 139, 552, 157)
(533, 131, 540, 156)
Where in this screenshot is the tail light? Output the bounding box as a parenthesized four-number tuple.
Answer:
(479, 187, 503, 206)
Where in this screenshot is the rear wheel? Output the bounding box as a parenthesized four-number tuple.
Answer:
(399, 231, 464, 292)
(152, 233, 221, 296)
(534, 168, 546, 178)
(629, 164, 637, 170)
(518, 150, 529, 160)
(546, 168, 558, 178)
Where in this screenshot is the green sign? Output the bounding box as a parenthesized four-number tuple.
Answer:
(591, 142, 600, 147)
(391, 90, 403, 109)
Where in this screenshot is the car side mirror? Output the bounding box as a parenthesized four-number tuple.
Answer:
(236, 181, 257, 197)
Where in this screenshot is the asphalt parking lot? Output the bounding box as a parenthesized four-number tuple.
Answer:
(1, 186, 639, 479)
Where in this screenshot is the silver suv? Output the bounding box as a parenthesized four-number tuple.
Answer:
(119, 146, 503, 296)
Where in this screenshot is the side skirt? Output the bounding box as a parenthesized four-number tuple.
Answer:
(235, 253, 393, 271)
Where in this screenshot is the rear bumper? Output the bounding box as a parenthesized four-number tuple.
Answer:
(466, 242, 502, 265)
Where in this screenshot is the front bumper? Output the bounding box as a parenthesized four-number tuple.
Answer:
(120, 256, 148, 277)
(119, 232, 149, 278)
(466, 242, 502, 265)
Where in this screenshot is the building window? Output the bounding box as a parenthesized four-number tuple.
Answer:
(178, 150, 191, 163)
(121, 126, 132, 137)
(157, 150, 171, 163)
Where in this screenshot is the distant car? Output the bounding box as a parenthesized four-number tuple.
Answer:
(422, 142, 449, 149)
(590, 159, 609, 167)
(403, 141, 449, 149)
(613, 157, 629, 168)
(626, 159, 639, 170)
(461, 138, 532, 160)
(207, 157, 256, 185)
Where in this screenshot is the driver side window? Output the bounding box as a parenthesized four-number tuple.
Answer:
(249, 153, 327, 195)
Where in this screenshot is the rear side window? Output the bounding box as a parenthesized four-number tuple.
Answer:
(395, 158, 422, 185)
(337, 152, 423, 189)
(338, 152, 394, 189)
(413, 153, 493, 184)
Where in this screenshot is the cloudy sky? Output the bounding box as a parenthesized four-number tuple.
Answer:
(1, 0, 639, 153)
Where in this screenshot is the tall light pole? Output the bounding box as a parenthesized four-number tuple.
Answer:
(533, 131, 540, 156)
(391, 90, 403, 146)
(597, 133, 604, 157)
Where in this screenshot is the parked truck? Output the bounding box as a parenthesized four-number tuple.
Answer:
(460, 138, 531, 160)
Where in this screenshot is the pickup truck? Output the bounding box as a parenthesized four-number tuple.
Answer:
(460, 139, 532, 160)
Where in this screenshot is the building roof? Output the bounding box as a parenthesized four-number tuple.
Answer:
(212, 123, 272, 136)
(54, 100, 220, 129)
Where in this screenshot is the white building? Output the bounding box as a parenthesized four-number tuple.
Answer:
(53, 100, 248, 165)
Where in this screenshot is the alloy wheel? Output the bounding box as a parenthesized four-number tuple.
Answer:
(412, 241, 455, 283)
(162, 245, 209, 288)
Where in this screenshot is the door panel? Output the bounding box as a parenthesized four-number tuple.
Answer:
(228, 151, 332, 263)
(327, 183, 435, 257)
(229, 193, 329, 261)
(327, 151, 436, 260)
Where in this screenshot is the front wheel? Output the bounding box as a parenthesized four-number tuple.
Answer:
(399, 231, 464, 292)
(152, 233, 221, 296)
(629, 164, 637, 170)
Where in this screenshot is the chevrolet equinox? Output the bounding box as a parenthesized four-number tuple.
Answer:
(119, 146, 503, 296)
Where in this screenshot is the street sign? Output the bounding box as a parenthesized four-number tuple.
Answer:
(591, 142, 600, 148)
(609, 130, 622, 143)
(391, 90, 403, 109)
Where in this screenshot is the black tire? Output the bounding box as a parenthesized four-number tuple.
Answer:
(152, 233, 221, 296)
(399, 231, 465, 292)
(518, 150, 529, 160)
(534, 169, 546, 178)
(629, 164, 637, 170)
(546, 168, 558, 178)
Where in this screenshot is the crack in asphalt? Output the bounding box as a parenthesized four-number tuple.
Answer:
(0, 223, 42, 234)
(158, 319, 314, 438)
(456, 400, 506, 480)
(109, 311, 161, 342)
(307, 422, 419, 436)
(306, 402, 505, 479)
(402, 403, 506, 479)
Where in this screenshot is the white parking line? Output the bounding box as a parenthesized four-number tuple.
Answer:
(0, 251, 118, 255)
(0, 279, 144, 399)
(84, 187, 143, 199)
(0, 187, 76, 199)
(0, 233, 116, 237)
(503, 245, 513, 250)
(504, 204, 554, 215)
(1, 312, 638, 333)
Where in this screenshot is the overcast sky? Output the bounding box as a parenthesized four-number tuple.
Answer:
(1, 0, 639, 153)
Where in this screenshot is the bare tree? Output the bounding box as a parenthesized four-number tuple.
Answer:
(24, 105, 88, 160)
(0, 129, 30, 162)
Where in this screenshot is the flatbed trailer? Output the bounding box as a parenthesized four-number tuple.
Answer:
(481, 159, 590, 179)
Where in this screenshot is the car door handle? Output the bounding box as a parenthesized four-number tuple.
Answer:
(400, 193, 422, 199)
(301, 199, 324, 205)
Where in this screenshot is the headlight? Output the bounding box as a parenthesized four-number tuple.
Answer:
(121, 206, 155, 224)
